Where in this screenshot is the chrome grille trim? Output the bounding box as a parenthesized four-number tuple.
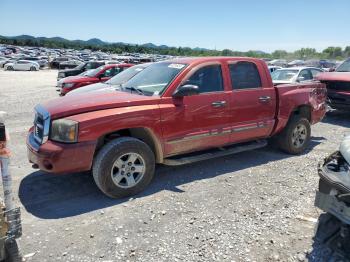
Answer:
(33, 105, 51, 145)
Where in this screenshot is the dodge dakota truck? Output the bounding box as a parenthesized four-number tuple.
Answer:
(316, 58, 350, 110)
(27, 57, 327, 198)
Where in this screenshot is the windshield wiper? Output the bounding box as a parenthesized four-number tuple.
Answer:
(122, 86, 145, 95)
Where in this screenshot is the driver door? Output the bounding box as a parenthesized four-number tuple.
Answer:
(160, 63, 232, 157)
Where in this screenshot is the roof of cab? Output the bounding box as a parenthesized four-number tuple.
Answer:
(164, 56, 264, 65)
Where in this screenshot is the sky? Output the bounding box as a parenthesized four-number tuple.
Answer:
(0, 0, 349, 53)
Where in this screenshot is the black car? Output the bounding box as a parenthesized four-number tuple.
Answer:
(50, 57, 71, 69)
(58, 60, 83, 70)
(57, 61, 106, 80)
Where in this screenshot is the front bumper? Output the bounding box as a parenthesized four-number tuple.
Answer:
(27, 131, 96, 173)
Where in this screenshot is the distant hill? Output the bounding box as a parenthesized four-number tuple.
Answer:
(0, 34, 276, 58)
(0, 35, 174, 50)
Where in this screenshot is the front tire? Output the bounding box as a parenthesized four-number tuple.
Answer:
(6, 66, 14, 71)
(30, 66, 36, 71)
(93, 137, 155, 198)
(276, 116, 311, 154)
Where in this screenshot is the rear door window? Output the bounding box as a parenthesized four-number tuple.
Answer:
(229, 62, 262, 89)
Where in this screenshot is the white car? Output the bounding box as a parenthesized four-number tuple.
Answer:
(0, 57, 9, 68)
(271, 67, 324, 84)
(4, 60, 40, 71)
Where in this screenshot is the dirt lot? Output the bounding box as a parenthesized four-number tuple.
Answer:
(0, 69, 349, 261)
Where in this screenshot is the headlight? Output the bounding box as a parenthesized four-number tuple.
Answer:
(63, 83, 75, 88)
(50, 119, 78, 143)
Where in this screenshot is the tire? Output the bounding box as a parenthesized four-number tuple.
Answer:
(6, 66, 13, 71)
(30, 66, 36, 71)
(93, 137, 155, 198)
(4, 239, 22, 262)
(315, 213, 341, 243)
(276, 116, 311, 154)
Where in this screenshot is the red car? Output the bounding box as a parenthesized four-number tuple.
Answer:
(27, 57, 327, 198)
(58, 63, 132, 95)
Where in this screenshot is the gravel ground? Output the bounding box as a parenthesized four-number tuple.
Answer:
(0, 69, 350, 261)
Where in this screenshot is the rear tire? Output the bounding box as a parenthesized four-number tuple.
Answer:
(93, 137, 155, 198)
(6, 66, 13, 71)
(5, 239, 22, 262)
(276, 116, 311, 154)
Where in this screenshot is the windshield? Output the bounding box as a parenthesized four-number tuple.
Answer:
(83, 65, 104, 77)
(106, 65, 147, 85)
(271, 69, 299, 81)
(121, 62, 187, 95)
(336, 59, 350, 72)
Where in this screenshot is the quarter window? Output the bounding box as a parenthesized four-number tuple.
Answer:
(186, 65, 224, 93)
(229, 62, 262, 89)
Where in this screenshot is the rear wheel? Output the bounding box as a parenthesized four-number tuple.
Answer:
(6, 66, 14, 71)
(276, 116, 311, 154)
(93, 137, 155, 198)
(5, 239, 22, 262)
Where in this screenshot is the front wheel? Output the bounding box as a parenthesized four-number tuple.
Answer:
(30, 66, 36, 71)
(276, 116, 311, 154)
(6, 66, 14, 71)
(93, 137, 155, 198)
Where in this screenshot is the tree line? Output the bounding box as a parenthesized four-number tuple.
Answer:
(0, 37, 349, 60)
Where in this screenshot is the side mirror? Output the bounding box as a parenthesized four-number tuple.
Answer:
(98, 74, 103, 80)
(172, 84, 199, 98)
(296, 76, 305, 82)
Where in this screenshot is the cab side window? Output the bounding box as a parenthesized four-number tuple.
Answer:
(186, 65, 224, 93)
(299, 69, 313, 81)
(229, 62, 262, 89)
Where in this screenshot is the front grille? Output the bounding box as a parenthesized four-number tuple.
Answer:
(33, 114, 44, 144)
(33, 105, 50, 145)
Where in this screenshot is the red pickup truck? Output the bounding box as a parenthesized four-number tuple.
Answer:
(58, 64, 132, 95)
(316, 58, 350, 110)
(27, 57, 327, 198)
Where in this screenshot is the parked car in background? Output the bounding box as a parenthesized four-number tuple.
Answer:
(272, 67, 323, 84)
(57, 61, 106, 80)
(50, 57, 81, 69)
(58, 60, 83, 70)
(268, 59, 288, 67)
(314, 136, 350, 259)
(316, 58, 350, 110)
(67, 63, 151, 96)
(268, 66, 282, 73)
(58, 63, 132, 95)
(4, 60, 40, 71)
(287, 60, 305, 67)
(27, 57, 327, 198)
(0, 57, 9, 68)
(22, 57, 47, 68)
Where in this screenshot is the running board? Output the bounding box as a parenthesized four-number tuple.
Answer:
(163, 140, 268, 166)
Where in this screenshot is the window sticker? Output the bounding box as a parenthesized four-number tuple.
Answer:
(168, 63, 185, 69)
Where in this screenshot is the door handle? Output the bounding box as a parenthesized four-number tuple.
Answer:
(211, 101, 227, 108)
(259, 96, 271, 103)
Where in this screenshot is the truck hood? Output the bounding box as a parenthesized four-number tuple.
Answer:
(42, 91, 161, 119)
(62, 75, 97, 83)
(316, 72, 350, 82)
(66, 82, 110, 96)
(59, 68, 80, 74)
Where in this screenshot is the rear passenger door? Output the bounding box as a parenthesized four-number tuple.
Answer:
(228, 61, 277, 143)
